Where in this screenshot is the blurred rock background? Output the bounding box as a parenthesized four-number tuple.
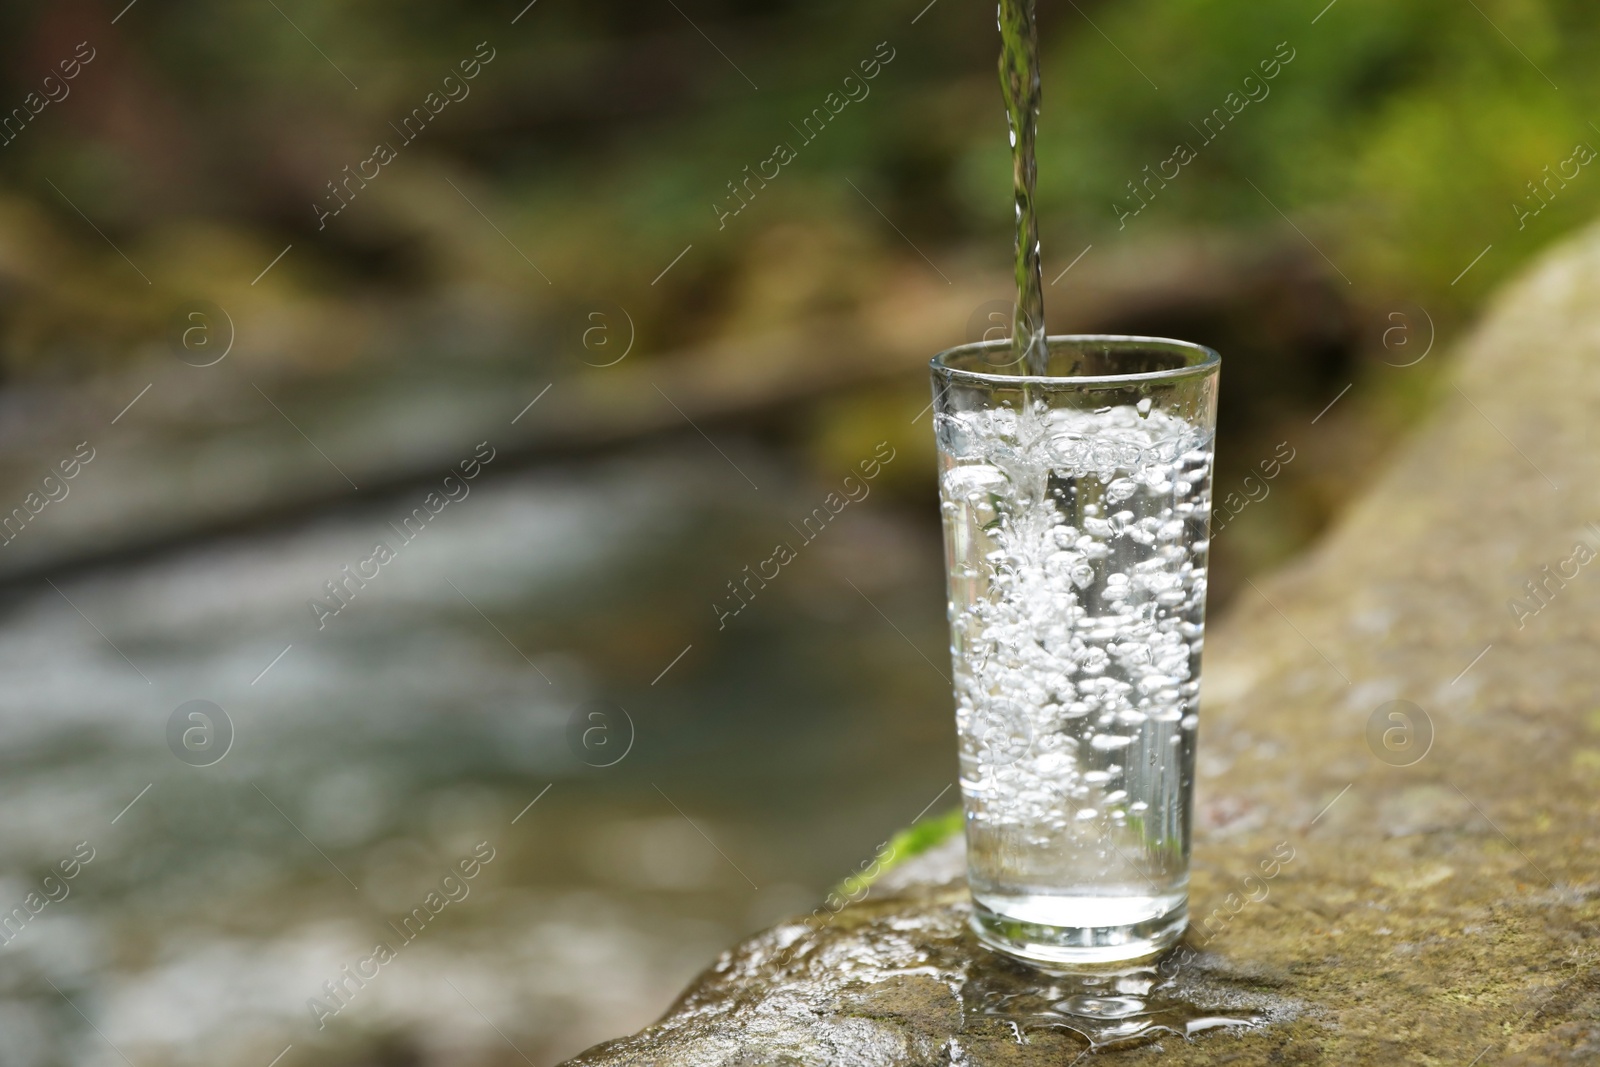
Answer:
(0, 0, 1593, 1064)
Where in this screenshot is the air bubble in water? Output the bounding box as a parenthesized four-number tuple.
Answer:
(938, 401, 1212, 910)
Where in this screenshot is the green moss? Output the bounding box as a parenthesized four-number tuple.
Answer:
(841, 807, 965, 897)
(889, 806, 965, 861)
(827, 807, 963, 899)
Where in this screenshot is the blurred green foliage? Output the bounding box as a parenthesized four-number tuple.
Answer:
(1027, 0, 1598, 314)
(2, 0, 1590, 609)
(0, 0, 1594, 381)
(847, 805, 963, 894)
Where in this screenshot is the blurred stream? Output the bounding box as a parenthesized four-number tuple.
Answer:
(0, 441, 955, 1067)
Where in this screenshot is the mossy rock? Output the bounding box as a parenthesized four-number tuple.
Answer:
(561, 221, 1600, 1065)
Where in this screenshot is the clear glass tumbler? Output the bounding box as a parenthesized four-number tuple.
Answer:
(931, 335, 1220, 965)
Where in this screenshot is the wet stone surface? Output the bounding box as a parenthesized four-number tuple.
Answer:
(561, 222, 1600, 1065)
(565, 840, 1301, 1066)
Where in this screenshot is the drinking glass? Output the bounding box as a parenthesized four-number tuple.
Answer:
(931, 335, 1220, 965)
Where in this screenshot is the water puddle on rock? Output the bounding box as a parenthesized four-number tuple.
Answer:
(962, 954, 1265, 1051)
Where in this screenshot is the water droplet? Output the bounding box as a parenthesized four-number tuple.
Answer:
(1058, 994, 1146, 1018)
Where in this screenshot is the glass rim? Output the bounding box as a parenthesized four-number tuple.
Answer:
(931, 334, 1221, 387)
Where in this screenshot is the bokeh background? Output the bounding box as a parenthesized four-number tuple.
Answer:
(0, 0, 1592, 1064)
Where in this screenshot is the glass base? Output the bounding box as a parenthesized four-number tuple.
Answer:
(970, 891, 1188, 967)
